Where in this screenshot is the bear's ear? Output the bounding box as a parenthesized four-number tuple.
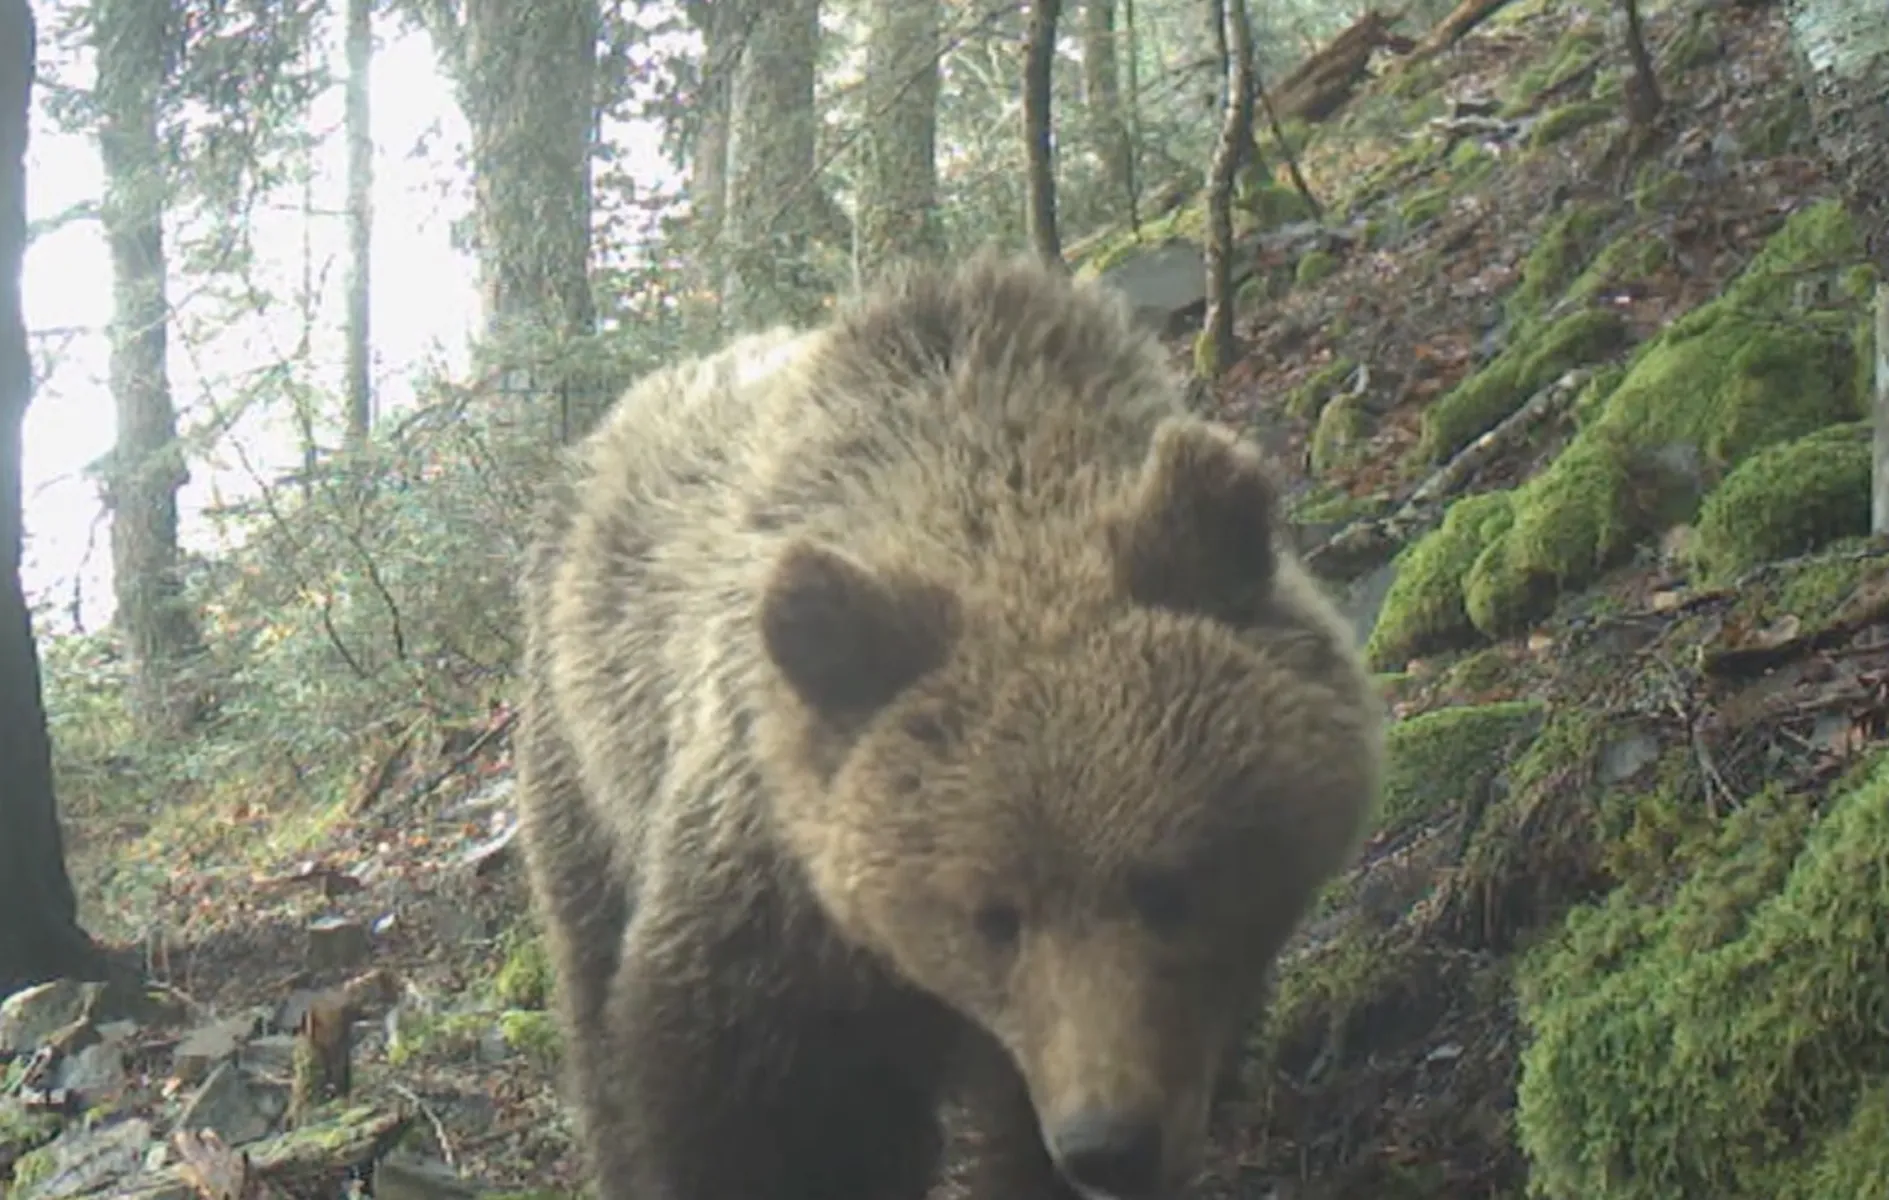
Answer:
(1107, 418, 1281, 620)
(760, 541, 960, 716)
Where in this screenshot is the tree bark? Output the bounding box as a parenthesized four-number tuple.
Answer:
(721, 0, 832, 328)
(458, 0, 598, 344)
(1080, 0, 1134, 223)
(1023, 0, 1064, 267)
(94, 0, 205, 737)
(686, 0, 742, 291)
(1619, 0, 1662, 129)
(0, 0, 107, 999)
(1199, 0, 1254, 377)
(857, 0, 943, 278)
(344, 0, 374, 446)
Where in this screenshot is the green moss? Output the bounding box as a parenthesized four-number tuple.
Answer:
(1503, 27, 1606, 115)
(1463, 202, 1868, 635)
(1291, 484, 1389, 526)
(1193, 327, 1226, 379)
(1294, 249, 1338, 288)
(1448, 138, 1496, 182)
(1365, 491, 1516, 669)
(1631, 164, 1690, 214)
(1380, 701, 1545, 834)
(1310, 393, 1369, 474)
(1510, 202, 1615, 319)
(1692, 422, 1871, 580)
(1515, 752, 1889, 1200)
(1285, 356, 1358, 421)
(1797, 1081, 1889, 1200)
(1569, 227, 1672, 300)
(1240, 181, 1316, 230)
(1261, 922, 1437, 1071)
(1774, 541, 1882, 628)
(1748, 90, 1815, 156)
(498, 1008, 563, 1068)
(1529, 100, 1615, 148)
(1664, 10, 1725, 70)
(1445, 647, 1512, 695)
(1419, 308, 1629, 462)
(495, 928, 552, 1010)
(1398, 186, 1450, 230)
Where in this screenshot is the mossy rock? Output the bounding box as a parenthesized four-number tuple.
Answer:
(1240, 181, 1316, 230)
(1631, 163, 1690, 214)
(1503, 27, 1606, 115)
(1447, 137, 1496, 182)
(494, 928, 552, 1010)
(1295, 248, 1339, 288)
(1691, 422, 1871, 581)
(1418, 307, 1630, 463)
(1284, 356, 1358, 421)
(1460, 201, 1868, 636)
(1380, 700, 1545, 835)
(1510, 202, 1616, 320)
(1515, 754, 1889, 1200)
(1310, 393, 1370, 474)
(1365, 490, 1516, 669)
(1569, 227, 1673, 301)
(1529, 100, 1615, 149)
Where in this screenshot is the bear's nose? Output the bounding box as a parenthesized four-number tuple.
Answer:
(1047, 1110, 1164, 1199)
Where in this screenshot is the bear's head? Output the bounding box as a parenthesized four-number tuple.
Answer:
(757, 416, 1381, 1200)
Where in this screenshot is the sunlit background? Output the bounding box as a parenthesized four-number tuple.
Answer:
(19, 15, 673, 634)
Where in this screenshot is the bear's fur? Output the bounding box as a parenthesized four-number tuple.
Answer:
(514, 254, 1382, 1200)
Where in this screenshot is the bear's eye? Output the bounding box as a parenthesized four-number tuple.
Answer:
(1127, 868, 1192, 936)
(973, 901, 1022, 947)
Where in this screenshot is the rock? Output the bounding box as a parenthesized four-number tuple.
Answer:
(10, 1115, 155, 1200)
(54, 1042, 128, 1108)
(170, 1019, 247, 1085)
(175, 1060, 275, 1148)
(0, 981, 95, 1054)
(1599, 725, 1662, 784)
(305, 917, 371, 972)
(241, 1033, 299, 1077)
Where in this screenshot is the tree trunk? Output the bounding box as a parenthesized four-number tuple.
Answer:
(722, 0, 830, 329)
(344, 0, 374, 446)
(1023, 0, 1064, 267)
(1199, 0, 1254, 377)
(0, 0, 106, 999)
(94, 0, 205, 738)
(1619, 0, 1662, 129)
(687, 0, 741, 295)
(461, 0, 598, 338)
(1081, 0, 1134, 223)
(1783, 0, 1889, 530)
(856, 0, 943, 278)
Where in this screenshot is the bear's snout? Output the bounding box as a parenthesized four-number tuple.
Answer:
(1047, 1109, 1165, 1200)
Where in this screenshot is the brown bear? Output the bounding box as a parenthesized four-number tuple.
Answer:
(513, 253, 1382, 1200)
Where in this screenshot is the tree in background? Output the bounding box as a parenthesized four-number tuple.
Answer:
(0, 0, 107, 999)
(1198, 0, 1254, 378)
(1023, 0, 1064, 266)
(1081, 0, 1136, 228)
(411, 0, 602, 436)
(344, 0, 375, 447)
(856, 0, 943, 278)
(721, 0, 839, 329)
(92, 0, 207, 737)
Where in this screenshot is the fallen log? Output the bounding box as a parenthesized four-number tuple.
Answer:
(1303, 367, 1592, 582)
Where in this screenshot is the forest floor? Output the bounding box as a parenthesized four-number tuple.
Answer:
(7, 0, 1883, 1198)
